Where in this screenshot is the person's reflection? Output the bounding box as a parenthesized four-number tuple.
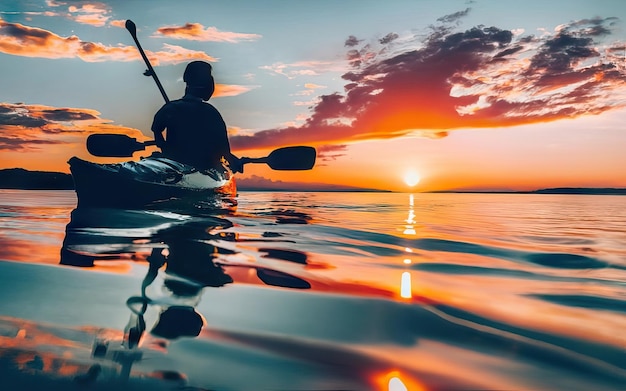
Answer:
(123, 234, 234, 351)
(86, 227, 236, 383)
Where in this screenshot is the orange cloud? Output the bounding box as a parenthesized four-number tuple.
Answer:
(153, 22, 261, 43)
(156, 43, 217, 64)
(214, 83, 257, 97)
(0, 19, 213, 64)
(41, 1, 113, 27)
(231, 13, 626, 151)
(67, 2, 110, 27)
(109, 19, 126, 28)
(0, 102, 145, 152)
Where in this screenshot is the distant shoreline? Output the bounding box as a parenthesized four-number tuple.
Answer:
(425, 188, 626, 195)
(0, 168, 624, 194)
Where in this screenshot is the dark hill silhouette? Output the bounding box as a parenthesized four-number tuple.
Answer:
(530, 187, 626, 195)
(429, 187, 626, 195)
(0, 168, 74, 190)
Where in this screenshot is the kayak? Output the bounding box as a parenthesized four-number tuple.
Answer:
(68, 154, 237, 209)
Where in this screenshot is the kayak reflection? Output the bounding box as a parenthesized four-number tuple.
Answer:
(60, 206, 312, 287)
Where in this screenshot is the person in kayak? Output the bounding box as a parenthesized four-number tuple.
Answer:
(151, 60, 243, 173)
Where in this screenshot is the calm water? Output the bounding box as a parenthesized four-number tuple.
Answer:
(0, 189, 625, 390)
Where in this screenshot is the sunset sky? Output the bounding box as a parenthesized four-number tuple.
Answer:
(1, 0, 625, 192)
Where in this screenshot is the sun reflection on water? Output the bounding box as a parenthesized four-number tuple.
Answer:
(400, 194, 415, 299)
(403, 194, 416, 235)
(400, 272, 412, 299)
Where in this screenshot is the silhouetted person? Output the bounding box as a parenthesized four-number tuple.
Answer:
(151, 60, 242, 172)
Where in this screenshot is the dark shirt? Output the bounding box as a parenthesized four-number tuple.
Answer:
(151, 95, 231, 169)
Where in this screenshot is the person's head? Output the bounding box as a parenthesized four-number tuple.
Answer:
(183, 61, 215, 101)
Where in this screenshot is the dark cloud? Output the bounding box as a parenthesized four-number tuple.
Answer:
(40, 108, 98, 121)
(0, 103, 98, 129)
(493, 45, 524, 59)
(230, 13, 626, 152)
(0, 111, 48, 128)
(379, 33, 399, 45)
(563, 17, 618, 36)
(436, 8, 471, 24)
(345, 35, 361, 47)
(528, 33, 596, 74)
(0, 135, 64, 151)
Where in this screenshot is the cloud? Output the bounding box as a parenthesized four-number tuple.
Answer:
(109, 19, 125, 28)
(153, 22, 261, 43)
(317, 144, 348, 162)
(436, 8, 471, 24)
(345, 35, 362, 47)
(214, 83, 257, 97)
(67, 2, 111, 27)
(155, 43, 216, 64)
(0, 135, 61, 151)
(236, 174, 286, 189)
(39, 1, 113, 27)
(292, 83, 327, 97)
(230, 14, 626, 151)
(0, 19, 213, 64)
(260, 61, 344, 79)
(379, 32, 399, 45)
(0, 102, 144, 151)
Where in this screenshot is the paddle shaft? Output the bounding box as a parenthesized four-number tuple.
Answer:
(125, 20, 169, 103)
(240, 157, 267, 164)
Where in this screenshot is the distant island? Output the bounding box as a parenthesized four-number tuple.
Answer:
(0, 168, 74, 190)
(427, 187, 626, 195)
(1, 168, 624, 194)
(526, 187, 626, 195)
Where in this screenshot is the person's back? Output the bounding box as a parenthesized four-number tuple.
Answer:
(152, 95, 229, 169)
(151, 61, 240, 171)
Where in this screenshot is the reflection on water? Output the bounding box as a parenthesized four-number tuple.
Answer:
(400, 194, 417, 299)
(0, 190, 626, 390)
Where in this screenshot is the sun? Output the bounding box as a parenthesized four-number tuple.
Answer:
(403, 170, 421, 187)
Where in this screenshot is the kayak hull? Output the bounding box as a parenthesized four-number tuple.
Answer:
(68, 156, 237, 209)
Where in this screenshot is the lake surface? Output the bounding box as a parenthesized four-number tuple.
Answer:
(0, 189, 625, 390)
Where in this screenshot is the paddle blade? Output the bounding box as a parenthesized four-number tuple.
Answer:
(86, 134, 145, 157)
(125, 20, 137, 37)
(266, 146, 316, 170)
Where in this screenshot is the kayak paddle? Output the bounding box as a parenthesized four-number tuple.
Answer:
(126, 19, 170, 103)
(86, 133, 316, 170)
(87, 134, 156, 158)
(240, 146, 316, 170)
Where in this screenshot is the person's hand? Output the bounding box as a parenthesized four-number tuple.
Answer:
(156, 140, 167, 153)
(229, 157, 244, 174)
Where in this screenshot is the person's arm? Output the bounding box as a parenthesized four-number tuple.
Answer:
(151, 105, 168, 152)
(224, 151, 243, 173)
(212, 107, 243, 172)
